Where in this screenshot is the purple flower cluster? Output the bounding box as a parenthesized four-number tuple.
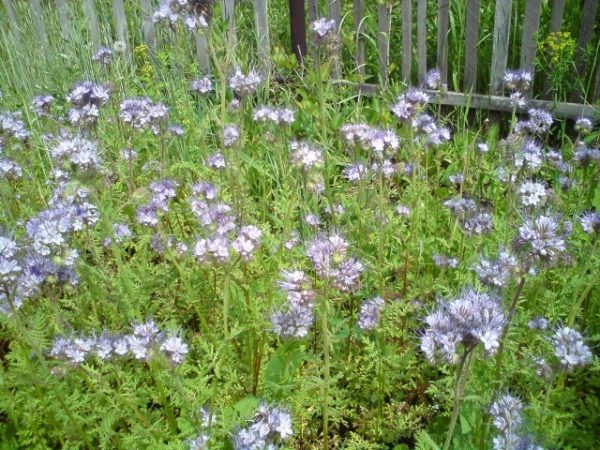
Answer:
(290, 140, 323, 171)
(50, 319, 189, 366)
(433, 254, 459, 269)
(66, 80, 110, 127)
(0, 111, 30, 142)
(191, 76, 213, 95)
(271, 270, 316, 338)
(223, 125, 240, 147)
(420, 288, 506, 363)
(503, 70, 532, 106)
(31, 94, 55, 117)
(580, 211, 600, 234)
(424, 68, 447, 91)
(514, 108, 553, 135)
(119, 97, 169, 135)
(49, 134, 103, 171)
(518, 181, 548, 208)
(358, 296, 386, 331)
(136, 178, 179, 227)
(574, 117, 593, 134)
(190, 182, 262, 264)
(153, 0, 209, 31)
(92, 47, 114, 65)
(474, 248, 518, 289)
(306, 232, 364, 292)
(549, 326, 592, 371)
(340, 123, 400, 159)
(229, 68, 262, 97)
(411, 113, 451, 147)
(232, 403, 293, 450)
(444, 197, 493, 235)
(391, 88, 430, 121)
(0, 157, 23, 180)
(252, 105, 295, 125)
(490, 393, 542, 450)
(513, 214, 567, 266)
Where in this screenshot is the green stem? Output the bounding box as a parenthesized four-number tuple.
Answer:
(223, 269, 231, 336)
(443, 346, 475, 450)
(567, 238, 599, 326)
(320, 286, 331, 450)
(495, 273, 527, 381)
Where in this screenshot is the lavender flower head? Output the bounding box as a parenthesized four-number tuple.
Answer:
(223, 125, 240, 147)
(424, 68, 446, 91)
(358, 296, 386, 331)
(232, 404, 293, 450)
(92, 47, 114, 65)
(306, 232, 364, 292)
(229, 68, 262, 97)
(574, 117, 593, 134)
(66, 81, 110, 126)
(580, 211, 600, 234)
(420, 288, 506, 364)
(272, 270, 316, 339)
(391, 88, 430, 121)
(474, 248, 518, 289)
(549, 326, 592, 371)
(513, 214, 567, 266)
(31, 94, 55, 116)
(191, 76, 213, 95)
(489, 394, 543, 450)
(310, 17, 338, 47)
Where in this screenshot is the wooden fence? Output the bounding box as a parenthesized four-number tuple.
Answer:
(1, 0, 599, 119)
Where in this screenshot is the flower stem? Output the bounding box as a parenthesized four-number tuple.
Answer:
(320, 286, 331, 449)
(443, 346, 475, 450)
(495, 273, 527, 380)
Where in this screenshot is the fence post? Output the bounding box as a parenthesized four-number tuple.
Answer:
(571, 0, 598, 101)
(222, 0, 236, 48)
(195, 34, 211, 73)
(140, 0, 155, 48)
(254, 0, 270, 72)
(289, 0, 307, 62)
(417, 0, 427, 83)
(490, 0, 512, 95)
(377, 3, 391, 86)
(328, 0, 342, 78)
(463, 0, 479, 92)
(2, 0, 22, 41)
(401, 0, 412, 84)
(31, 0, 49, 46)
(519, 0, 541, 98)
(112, 0, 128, 46)
(542, 0, 565, 98)
(83, 0, 102, 48)
(353, 0, 365, 75)
(436, 0, 449, 86)
(54, 0, 71, 39)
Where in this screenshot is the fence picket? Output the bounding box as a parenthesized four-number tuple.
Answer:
(83, 0, 102, 47)
(377, 4, 391, 86)
(223, 0, 236, 47)
(463, 0, 479, 91)
(254, 0, 270, 72)
(308, 0, 317, 24)
(401, 0, 412, 83)
(140, 0, 155, 48)
(490, 0, 512, 94)
(519, 0, 541, 97)
(417, 0, 427, 82)
(571, 0, 599, 101)
(195, 34, 211, 73)
(2, 0, 21, 39)
(54, 0, 71, 39)
(112, 0, 128, 45)
(436, 0, 449, 86)
(30, 0, 48, 46)
(353, 0, 366, 75)
(549, 0, 565, 32)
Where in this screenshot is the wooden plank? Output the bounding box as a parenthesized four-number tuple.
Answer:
(572, 0, 599, 100)
(223, 0, 236, 47)
(333, 81, 598, 119)
(54, 0, 71, 39)
(195, 34, 211, 73)
(30, 0, 49, 46)
(549, 0, 565, 32)
(353, 0, 366, 75)
(463, 0, 479, 92)
(308, 0, 317, 23)
(254, 0, 270, 72)
(543, 0, 566, 98)
(436, 0, 449, 86)
(2, 0, 22, 39)
(328, 0, 342, 78)
(377, 4, 391, 86)
(290, 0, 307, 62)
(490, 0, 512, 94)
(112, 0, 128, 45)
(401, 0, 412, 83)
(593, 64, 600, 101)
(140, 0, 155, 48)
(519, 0, 541, 97)
(83, 0, 102, 47)
(417, 0, 427, 82)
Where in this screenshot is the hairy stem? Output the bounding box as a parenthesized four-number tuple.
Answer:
(320, 286, 331, 450)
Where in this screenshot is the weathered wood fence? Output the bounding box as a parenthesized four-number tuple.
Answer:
(1, 0, 599, 119)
